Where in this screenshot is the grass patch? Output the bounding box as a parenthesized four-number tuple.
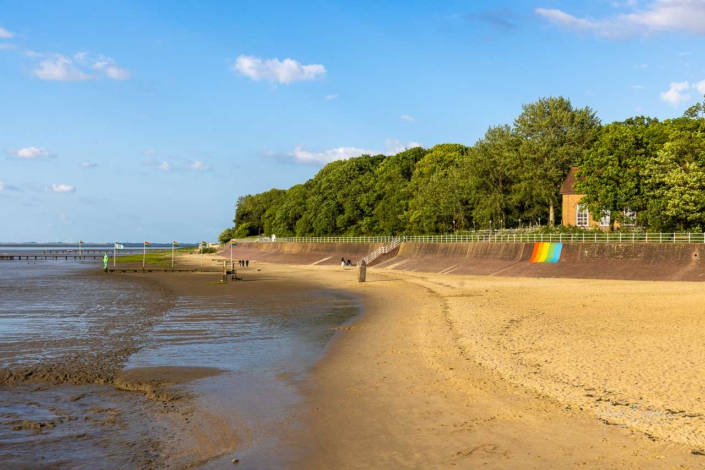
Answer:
(116, 248, 193, 266)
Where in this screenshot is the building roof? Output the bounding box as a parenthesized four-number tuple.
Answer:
(560, 167, 582, 195)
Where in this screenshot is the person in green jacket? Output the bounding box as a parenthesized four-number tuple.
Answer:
(103, 252, 109, 272)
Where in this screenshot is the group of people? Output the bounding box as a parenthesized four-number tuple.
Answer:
(238, 259, 249, 268)
(340, 257, 353, 267)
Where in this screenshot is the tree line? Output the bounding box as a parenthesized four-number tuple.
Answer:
(219, 95, 705, 242)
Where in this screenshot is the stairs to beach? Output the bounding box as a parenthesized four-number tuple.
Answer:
(359, 237, 404, 266)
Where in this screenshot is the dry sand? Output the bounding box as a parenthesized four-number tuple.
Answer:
(239, 264, 705, 469)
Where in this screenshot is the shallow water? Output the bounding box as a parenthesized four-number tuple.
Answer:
(0, 262, 360, 468)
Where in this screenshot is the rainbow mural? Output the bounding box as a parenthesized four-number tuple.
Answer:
(529, 242, 563, 263)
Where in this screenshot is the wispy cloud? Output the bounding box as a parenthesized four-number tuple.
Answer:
(30, 52, 130, 82)
(144, 159, 172, 172)
(267, 138, 425, 165)
(0, 27, 14, 39)
(385, 139, 423, 155)
(0, 181, 19, 191)
(326, 93, 339, 100)
(231, 54, 326, 84)
(141, 149, 157, 156)
(50, 184, 76, 193)
(632, 84, 647, 89)
(400, 114, 416, 122)
(635, 63, 649, 69)
(0, 43, 17, 51)
(660, 81, 691, 107)
(189, 160, 212, 171)
(536, 1, 705, 38)
(6, 146, 56, 159)
(695, 80, 705, 94)
(465, 9, 519, 30)
(79, 161, 97, 169)
(270, 145, 376, 165)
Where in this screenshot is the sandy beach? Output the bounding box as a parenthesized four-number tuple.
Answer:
(4, 254, 705, 468)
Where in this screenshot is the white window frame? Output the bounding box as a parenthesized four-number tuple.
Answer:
(600, 210, 611, 227)
(576, 204, 589, 227)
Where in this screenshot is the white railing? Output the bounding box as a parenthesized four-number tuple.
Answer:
(266, 232, 705, 244)
(359, 237, 405, 266)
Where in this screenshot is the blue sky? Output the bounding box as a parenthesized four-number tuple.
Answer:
(1, 0, 704, 242)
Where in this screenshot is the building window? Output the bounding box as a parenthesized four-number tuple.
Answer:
(623, 209, 636, 226)
(600, 210, 611, 227)
(576, 204, 589, 227)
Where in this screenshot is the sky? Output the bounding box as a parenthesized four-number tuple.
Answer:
(1, 0, 704, 243)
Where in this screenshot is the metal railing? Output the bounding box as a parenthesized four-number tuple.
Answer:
(359, 237, 405, 266)
(260, 232, 705, 244)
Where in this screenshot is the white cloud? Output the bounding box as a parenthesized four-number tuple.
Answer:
(635, 105, 644, 112)
(141, 149, 157, 156)
(0, 181, 5, 190)
(385, 139, 423, 155)
(51, 184, 76, 193)
(79, 161, 97, 169)
(400, 114, 416, 122)
(680, 51, 691, 55)
(268, 139, 424, 165)
(695, 80, 705, 94)
(143, 158, 173, 171)
(8, 146, 55, 159)
(284, 145, 376, 165)
(0, 43, 17, 51)
(536, 1, 705, 38)
(30, 52, 130, 81)
(632, 84, 647, 89)
(0, 27, 13, 39)
(660, 81, 691, 107)
(326, 93, 339, 100)
(189, 160, 212, 171)
(91, 55, 131, 80)
(635, 63, 648, 69)
(32, 54, 92, 81)
(231, 54, 326, 84)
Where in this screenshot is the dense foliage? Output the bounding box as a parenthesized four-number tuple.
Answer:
(222, 96, 705, 237)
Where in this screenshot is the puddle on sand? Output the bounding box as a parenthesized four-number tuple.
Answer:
(125, 289, 360, 469)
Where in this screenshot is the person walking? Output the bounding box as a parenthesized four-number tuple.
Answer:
(341, 257, 345, 268)
(103, 252, 109, 272)
(245, 260, 249, 268)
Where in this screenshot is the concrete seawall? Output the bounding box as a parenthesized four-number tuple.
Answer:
(223, 241, 705, 281)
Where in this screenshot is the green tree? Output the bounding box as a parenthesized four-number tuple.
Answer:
(218, 227, 235, 244)
(372, 147, 428, 235)
(406, 144, 472, 233)
(468, 125, 519, 228)
(513, 96, 601, 226)
(575, 117, 668, 229)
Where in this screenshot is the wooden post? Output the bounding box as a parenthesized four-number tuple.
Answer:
(222, 260, 227, 282)
(357, 260, 367, 283)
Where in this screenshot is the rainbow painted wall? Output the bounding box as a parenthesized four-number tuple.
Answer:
(529, 242, 563, 263)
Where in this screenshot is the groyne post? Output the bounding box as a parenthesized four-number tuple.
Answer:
(357, 260, 367, 283)
(222, 260, 227, 282)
